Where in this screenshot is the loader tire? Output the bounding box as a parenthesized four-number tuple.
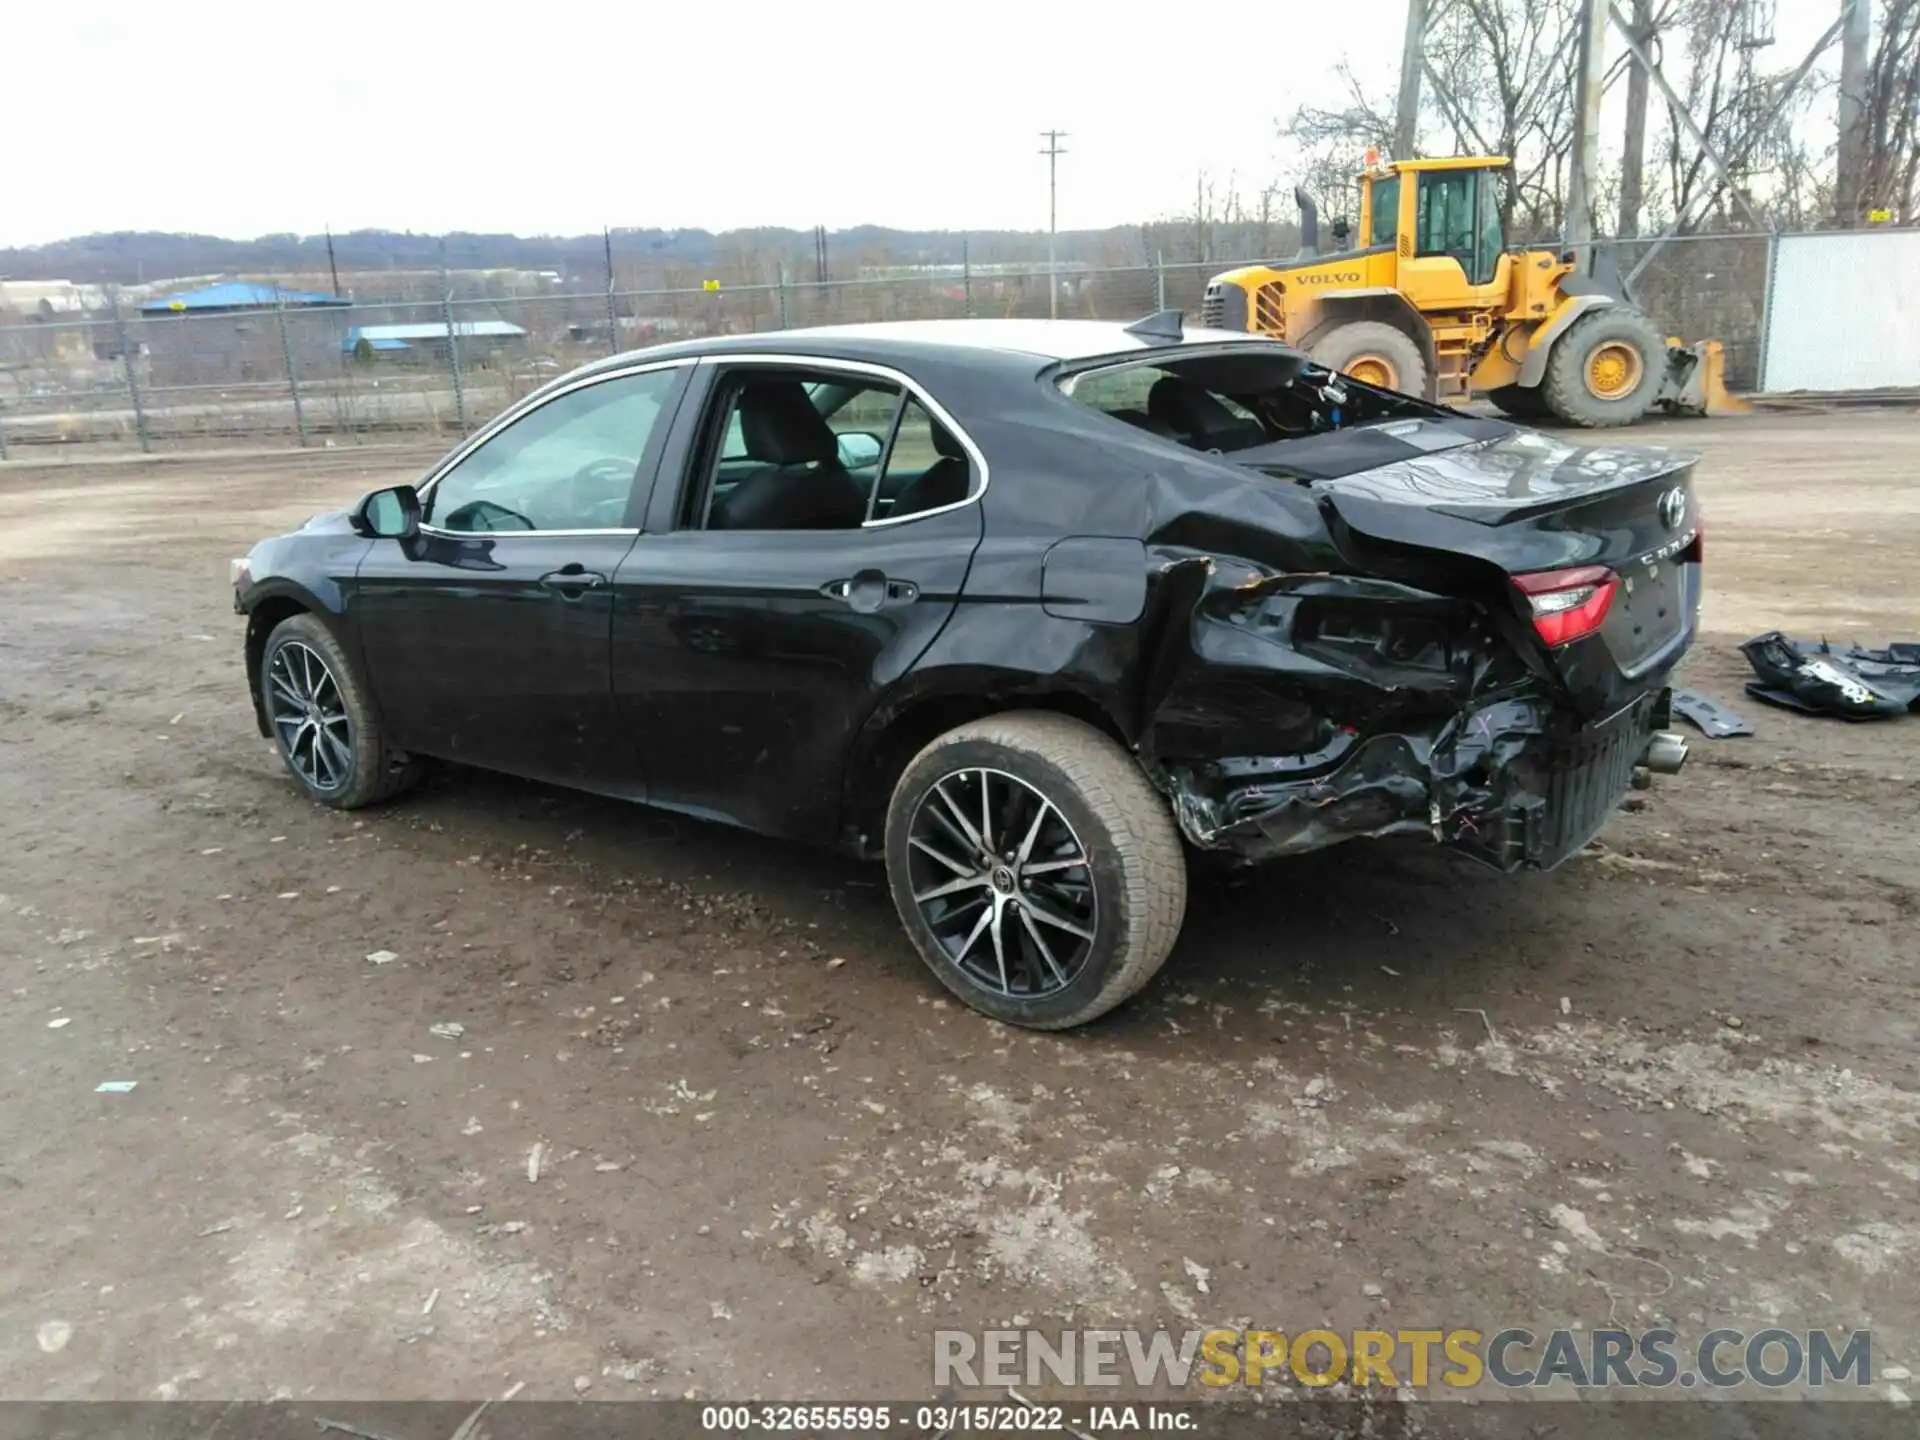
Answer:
(1541, 307, 1666, 427)
(1312, 322, 1428, 398)
(1488, 384, 1552, 421)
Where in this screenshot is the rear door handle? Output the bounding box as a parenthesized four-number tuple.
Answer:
(820, 571, 918, 612)
(540, 566, 607, 597)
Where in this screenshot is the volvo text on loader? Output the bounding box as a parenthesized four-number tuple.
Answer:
(1201, 154, 1745, 428)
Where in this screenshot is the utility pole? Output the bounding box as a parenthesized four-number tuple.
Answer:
(603, 227, 620, 357)
(1564, 0, 1609, 253)
(1040, 129, 1067, 320)
(1393, 0, 1430, 159)
(1836, 0, 1873, 223)
(1616, 0, 1653, 237)
(438, 240, 467, 435)
(1195, 172, 1206, 263)
(324, 225, 342, 297)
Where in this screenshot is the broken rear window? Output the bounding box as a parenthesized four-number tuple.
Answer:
(1057, 347, 1433, 459)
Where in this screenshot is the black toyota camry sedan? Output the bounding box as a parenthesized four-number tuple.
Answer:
(233, 314, 1700, 1028)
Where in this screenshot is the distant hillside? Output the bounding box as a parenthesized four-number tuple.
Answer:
(1, 219, 1302, 288)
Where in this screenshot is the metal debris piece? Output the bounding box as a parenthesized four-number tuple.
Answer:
(315, 1419, 401, 1440)
(1671, 688, 1754, 738)
(1455, 1008, 1500, 1045)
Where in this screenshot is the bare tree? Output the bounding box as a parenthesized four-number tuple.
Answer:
(1422, 0, 1584, 234)
(1278, 60, 1396, 219)
(1278, 1, 1582, 236)
(1860, 0, 1920, 221)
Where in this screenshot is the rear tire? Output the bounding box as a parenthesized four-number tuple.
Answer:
(1541, 307, 1666, 427)
(259, 613, 419, 809)
(1488, 383, 1552, 421)
(1312, 321, 1429, 398)
(884, 711, 1187, 1030)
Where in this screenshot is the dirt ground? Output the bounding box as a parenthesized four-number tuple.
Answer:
(1, 414, 1916, 1409)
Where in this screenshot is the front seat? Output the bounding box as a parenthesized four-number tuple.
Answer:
(710, 380, 869, 530)
(1147, 377, 1262, 452)
(887, 419, 971, 519)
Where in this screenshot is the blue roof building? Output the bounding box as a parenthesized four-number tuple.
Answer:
(142, 282, 349, 315)
(343, 320, 527, 350)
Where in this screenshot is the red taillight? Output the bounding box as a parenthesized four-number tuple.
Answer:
(1513, 564, 1618, 647)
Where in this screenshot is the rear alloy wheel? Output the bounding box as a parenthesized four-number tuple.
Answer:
(1311, 321, 1429, 398)
(1541, 307, 1666, 427)
(885, 712, 1187, 1030)
(260, 613, 418, 809)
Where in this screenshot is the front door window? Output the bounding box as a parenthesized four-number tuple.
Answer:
(426, 367, 680, 533)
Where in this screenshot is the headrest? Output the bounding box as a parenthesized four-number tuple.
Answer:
(929, 415, 965, 460)
(738, 380, 837, 465)
(1147, 376, 1247, 444)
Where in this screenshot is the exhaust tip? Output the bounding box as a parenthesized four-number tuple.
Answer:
(1642, 730, 1689, 774)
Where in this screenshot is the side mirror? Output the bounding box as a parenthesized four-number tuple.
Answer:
(1331, 217, 1353, 246)
(836, 431, 885, 469)
(351, 484, 421, 539)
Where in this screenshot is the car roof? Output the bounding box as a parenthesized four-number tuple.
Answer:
(580, 318, 1285, 378)
(741, 318, 1269, 361)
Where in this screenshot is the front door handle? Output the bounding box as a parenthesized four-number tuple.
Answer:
(540, 565, 607, 598)
(820, 570, 918, 613)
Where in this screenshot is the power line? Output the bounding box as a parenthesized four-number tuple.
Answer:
(1039, 130, 1068, 320)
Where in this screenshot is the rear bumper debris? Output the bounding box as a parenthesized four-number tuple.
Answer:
(1168, 689, 1668, 873)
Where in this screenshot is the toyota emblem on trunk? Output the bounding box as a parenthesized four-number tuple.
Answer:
(1658, 486, 1688, 530)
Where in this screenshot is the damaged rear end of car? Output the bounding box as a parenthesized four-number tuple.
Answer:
(1064, 341, 1704, 874)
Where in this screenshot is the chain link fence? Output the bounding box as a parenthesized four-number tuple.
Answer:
(0, 236, 1784, 458)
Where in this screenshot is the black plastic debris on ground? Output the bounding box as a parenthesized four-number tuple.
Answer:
(1739, 632, 1920, 720)
(1671, 689, 1754, 738)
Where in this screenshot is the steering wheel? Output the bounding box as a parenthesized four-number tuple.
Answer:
(441, 498, 536, 532)
(559, 457, 638, 526)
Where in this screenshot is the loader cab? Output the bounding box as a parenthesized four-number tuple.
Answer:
(1361, 156, 1513, 303)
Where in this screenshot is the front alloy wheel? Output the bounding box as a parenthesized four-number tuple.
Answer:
(257, 612, 418, 809)
(265, 640, 353, 793)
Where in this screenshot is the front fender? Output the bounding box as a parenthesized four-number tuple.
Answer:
(1517, 293, 1615, 389)
(238, 573, 359, 736)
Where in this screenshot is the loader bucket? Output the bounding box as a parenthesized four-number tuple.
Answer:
(1656, 339, 1750, 417)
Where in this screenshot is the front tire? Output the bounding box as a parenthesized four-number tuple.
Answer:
(1312, 321, 1429, 398)
(259, 613, 418, 809)
(884, 712, 1187, 1030)
(1541, 307, 1666, 427)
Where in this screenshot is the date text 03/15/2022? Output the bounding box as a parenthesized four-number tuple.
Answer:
(699, 1404, 1192, 1433)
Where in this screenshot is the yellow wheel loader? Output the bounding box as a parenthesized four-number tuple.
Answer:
(1201, 155, 1747, 427)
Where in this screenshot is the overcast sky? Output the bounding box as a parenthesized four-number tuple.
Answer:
(6, 0, 1843, 247)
